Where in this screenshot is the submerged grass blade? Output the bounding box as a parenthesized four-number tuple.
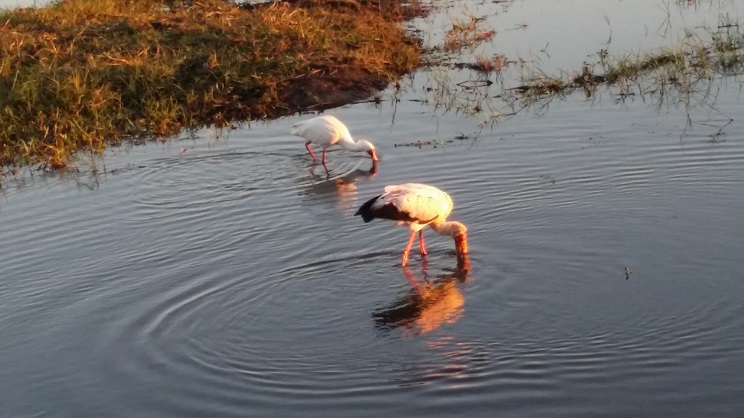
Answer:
(513, 24, 744, 107)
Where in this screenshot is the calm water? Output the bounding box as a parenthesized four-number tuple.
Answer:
(2, 1, 744, 417)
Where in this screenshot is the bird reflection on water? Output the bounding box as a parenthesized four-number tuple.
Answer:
(373, 255, 471, 337)
(300, 160, 377, 213)
(307, 158, 377, 184)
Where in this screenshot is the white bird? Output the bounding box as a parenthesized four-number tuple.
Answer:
(290, 115, 379, 167)
(355, 183, 469, 266)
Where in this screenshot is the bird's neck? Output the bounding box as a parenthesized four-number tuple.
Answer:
(432, 221, 469, 258)
(431, 221, 466, 237)
(338, 137, 367, 151)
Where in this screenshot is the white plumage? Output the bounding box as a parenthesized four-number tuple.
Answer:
(290, 115, 379, 167)
(355, 183, 469, 266)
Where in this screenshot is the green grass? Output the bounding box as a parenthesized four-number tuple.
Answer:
(0, 0, 423, 169)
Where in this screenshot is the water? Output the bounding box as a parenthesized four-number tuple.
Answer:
(0, 0, 43, 8)
(2, 0, 744, 417)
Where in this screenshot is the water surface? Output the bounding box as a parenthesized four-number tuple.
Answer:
(1, 0, 744, 417)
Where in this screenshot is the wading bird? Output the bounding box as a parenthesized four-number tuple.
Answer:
(354, 183, 469, 266)
(291, 115, 379, 168)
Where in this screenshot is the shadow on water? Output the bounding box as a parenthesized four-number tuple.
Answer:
(372, 255, 472, 337)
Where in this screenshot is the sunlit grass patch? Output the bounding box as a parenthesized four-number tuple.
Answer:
(0, 0, 423, 170)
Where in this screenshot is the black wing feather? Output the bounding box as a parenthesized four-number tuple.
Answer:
(355, 194, 418, 223)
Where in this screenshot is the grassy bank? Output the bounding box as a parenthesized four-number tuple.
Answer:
(0, 0, 423, 169)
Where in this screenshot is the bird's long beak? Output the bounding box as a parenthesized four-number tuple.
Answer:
(368, 163, 378, 176)
(457, 254, 471, 272)
(368, 149, 380, 162)
(454, 233, 468, 255)
(455, 234, 470, 272)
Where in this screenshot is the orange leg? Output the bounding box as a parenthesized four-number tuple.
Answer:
(419, 230, 428, 256)
(401, 230, 416, 266)
(322, 148, 328, 166)
(305, 141, 317, 161)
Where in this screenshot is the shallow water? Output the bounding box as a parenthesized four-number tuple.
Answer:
(2, 0, 744, 417)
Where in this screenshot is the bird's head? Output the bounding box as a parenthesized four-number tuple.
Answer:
(450, 222, 469, 257)
(358, 140, 379, 161)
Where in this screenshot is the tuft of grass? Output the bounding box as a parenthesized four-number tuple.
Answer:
(411, 14, 742, 131)
(468, 53, 507, 73)
(0, 0, 423, 170)
(513, 25, 744, 104)
(442, 15, 495, 52)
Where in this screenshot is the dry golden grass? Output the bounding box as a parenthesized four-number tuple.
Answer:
(0, 0, 423, 170)
(469, 54, 507, 73)
(443, 15, 495, 52)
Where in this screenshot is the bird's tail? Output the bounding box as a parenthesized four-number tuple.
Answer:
(354, 195, 380, 223)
